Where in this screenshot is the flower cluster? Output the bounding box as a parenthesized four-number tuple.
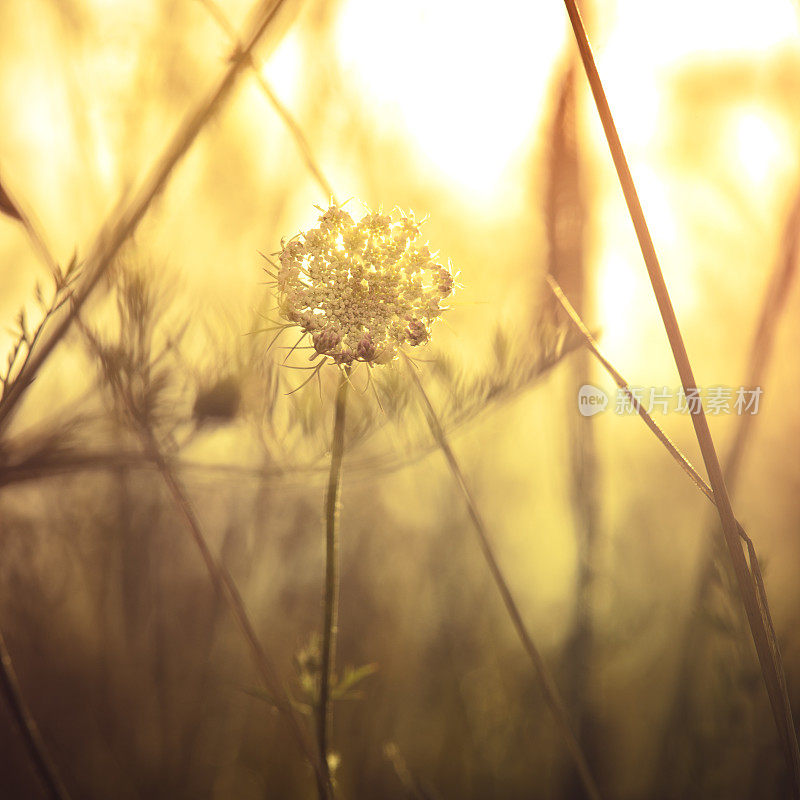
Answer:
(274, 204, 454, 366)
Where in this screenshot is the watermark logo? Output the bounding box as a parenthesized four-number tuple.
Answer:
(577, 384, 609, 417)
(576, 384, 763, 417)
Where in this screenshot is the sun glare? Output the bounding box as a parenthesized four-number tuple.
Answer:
(596, 253, 638, 355)
(728, 107, 790, 190)
(262, 29, 303, 107)
(591, 0, 798, 369)
(335, 0, 567, 202)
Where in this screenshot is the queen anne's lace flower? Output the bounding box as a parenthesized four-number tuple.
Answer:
(274, 204, 454, 366)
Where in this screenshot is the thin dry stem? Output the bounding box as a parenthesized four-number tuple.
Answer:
(654, 183, 800, 791)
(561, 1, 800, 791)
(0, 175, 73, 800)
(547, 273, 794, 786)
(140, 425, 332, 797)
(0, 627, 72, 800)
(546, 276, 712, 501)
(196, 0, 337, 204)
(74, 316, 332, 797)
(546, 274, 780, 599)
(404, 354, 603, 800)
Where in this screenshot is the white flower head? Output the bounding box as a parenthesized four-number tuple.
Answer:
(273, 204, 454, 366)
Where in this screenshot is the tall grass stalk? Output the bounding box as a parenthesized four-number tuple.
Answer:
(655, 184, 800, 791)
(404, 355, 603, 800)
(0, 0, 292, 435)
(548, 271, 795, 780)
(547, 275, 791, 784)
(547, 272, 776, 571)
(552, 267, 777, 549)
(560, 1, 800, 792)
(316, 367, 350, 799)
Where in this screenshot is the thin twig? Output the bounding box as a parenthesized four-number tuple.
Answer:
(546, 275, 781, 622)
(546, 276, 712, 501)
(195, 0, 337, 204)
(0, 177, 73, 800)
(560, 2, 800, 792)
(316, 366, 349, 798)
(0, 628, 72, 800)
(0, 0, 293, 434)
(404, 354, 603, 800)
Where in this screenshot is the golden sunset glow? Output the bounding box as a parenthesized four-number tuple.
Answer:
(1, 2, 799, 798)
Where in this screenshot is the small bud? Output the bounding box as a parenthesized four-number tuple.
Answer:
(313, 328, 341, 355)
(356, 334, 376, 361)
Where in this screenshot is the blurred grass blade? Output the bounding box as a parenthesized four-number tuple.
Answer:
(558, 2, 800, 791)
(542, 55, 600, 794)
(0, 628, 72, 800)
(0, 178, 23, 221)
(724, 187, 800, 492)
(0, 170, 60, 274)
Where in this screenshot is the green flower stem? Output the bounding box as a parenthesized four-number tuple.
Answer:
(317, 366, 350, 799)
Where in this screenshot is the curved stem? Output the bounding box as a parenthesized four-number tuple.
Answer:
(317, 367, 349, 798)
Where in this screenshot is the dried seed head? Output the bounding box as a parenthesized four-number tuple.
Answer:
(275, 204, 454, 365)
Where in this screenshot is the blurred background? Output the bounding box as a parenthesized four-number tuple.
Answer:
(0, 0, 799, 797)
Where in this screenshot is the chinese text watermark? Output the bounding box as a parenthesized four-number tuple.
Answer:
(578, 385, 763, 417)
